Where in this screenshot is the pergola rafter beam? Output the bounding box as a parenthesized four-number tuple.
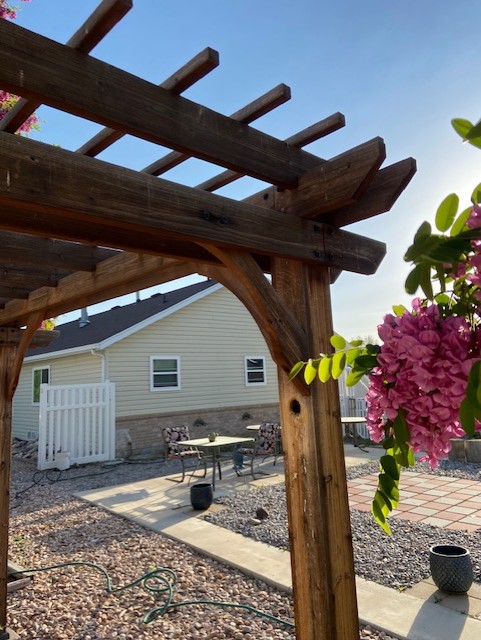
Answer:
(0, 231, 118, 271)
(0, 133, 386, 275)
(0, 263, 72, 287)
(142, 83, 292, 176)
(0, 19, 323, 187)
(0, 0, 133, 134)
(318, 157, 417, 226)
(77, 46, 220, 157)
(0, 253, 198, 327)
(196, 112, 345, 192)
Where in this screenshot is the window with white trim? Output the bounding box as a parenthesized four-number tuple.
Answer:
(32, 366, 50, 404)
(150, 356, 180, 391)
(245, 356, 266, 386)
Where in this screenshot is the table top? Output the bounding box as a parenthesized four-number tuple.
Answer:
(179, 435, 254, 448)
(341, 416, 367, 423)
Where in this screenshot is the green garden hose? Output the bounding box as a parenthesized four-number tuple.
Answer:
(17, 561, 294, 628)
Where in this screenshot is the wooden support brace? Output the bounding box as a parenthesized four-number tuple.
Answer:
(199, 246, 308, 394)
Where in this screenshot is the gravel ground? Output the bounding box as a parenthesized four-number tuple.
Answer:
(7, 453, 454, 640)
(206, 459, 481, 591)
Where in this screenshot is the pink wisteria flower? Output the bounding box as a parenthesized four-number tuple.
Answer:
(0, 2, 38, 133)
(0, 0, 30, 21)
(365, 300, 481, 467)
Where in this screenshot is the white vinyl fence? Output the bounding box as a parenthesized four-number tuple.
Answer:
(38, 382, 115, 470)
(339, 395, 370, 440)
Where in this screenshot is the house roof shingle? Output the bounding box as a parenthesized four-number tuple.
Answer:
(27, 279, 218, 357)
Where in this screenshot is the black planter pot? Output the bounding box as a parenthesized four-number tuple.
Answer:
(429, 544, 473, 593)
(190, 483, 214, 510)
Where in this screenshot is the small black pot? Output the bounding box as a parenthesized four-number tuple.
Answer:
(190, 483, 213, 510)
(429, 544, 473, 593)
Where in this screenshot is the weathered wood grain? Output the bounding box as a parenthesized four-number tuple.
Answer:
(0, 19, 320, 187)
(0, 133, 386, 274)
(272, 259, 359, 640)
(0, 254, 196, 327)
(0, 232, 117, 271)
(78, 47, 220, 157)
(142, 83, 291, 176)
(0, 0, 132, 134)
(196, 113, 345, 192)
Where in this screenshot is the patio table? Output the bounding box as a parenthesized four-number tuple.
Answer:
(341, 416, 368, 451)
(178, 435, 254, 490)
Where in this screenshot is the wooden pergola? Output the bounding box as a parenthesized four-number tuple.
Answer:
(0, 1, 416, 638)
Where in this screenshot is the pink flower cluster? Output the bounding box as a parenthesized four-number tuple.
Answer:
(1, 2, 38, 134)
(366, 300, 481, 467)
(0, 0, 30, 21)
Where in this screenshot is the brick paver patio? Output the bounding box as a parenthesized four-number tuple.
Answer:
(348, 471, 481, 531)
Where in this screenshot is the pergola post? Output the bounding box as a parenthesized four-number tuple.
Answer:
(0, 325, 57, 639)
(0, 332, 21, 639)
(272, 259, 358, 640)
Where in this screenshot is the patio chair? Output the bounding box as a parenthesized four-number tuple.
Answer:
(161, 425, 207, 482)
(235, 422, 281, 478)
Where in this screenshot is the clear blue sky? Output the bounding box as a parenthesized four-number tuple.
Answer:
(12, 0, 481, 339)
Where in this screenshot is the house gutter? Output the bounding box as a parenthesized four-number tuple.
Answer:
(90, 349, 106, 382)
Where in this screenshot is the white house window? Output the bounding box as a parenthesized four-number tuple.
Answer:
(32, 366, 49, 404)
(150, 356, 180, 391)
(245, 356, 266, 386)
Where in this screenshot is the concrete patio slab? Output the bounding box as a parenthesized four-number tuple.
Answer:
(76, 446, 481, 640)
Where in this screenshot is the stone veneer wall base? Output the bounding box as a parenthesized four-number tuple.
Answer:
(115, 404, 280, 458)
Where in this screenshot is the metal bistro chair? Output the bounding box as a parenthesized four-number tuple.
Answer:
(236, 422, 281, 478)
(161, 425, 207, 482)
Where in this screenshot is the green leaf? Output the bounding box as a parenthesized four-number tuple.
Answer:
(452, 118, 473, 140)
(435, 194, 459, 232)
(346, 348, 361, 365)
(330, 335, 346, 350)
(392, 411, 410, 448)
(392, 304, 407, 316)
(404, 236, 440, 262)
(318, 357, 332, 383)
(288, 361, 305, 381)
(419, 262, 433, 299)
(413, 220, 432, 242)
(451, 207, 472, 236)
(372, 495, 392, 535)
(366, 343, 381, 355)
(434, 293, 450, 304)
(465, 119, 481, 141)
(349, 339, 363, 347)
(380, 454, 400, 481)
(472, 184, 481, 205)
(331, 352, 346, 380)
(304, 360, 318, 385)
(379, 474, 399, 507)
(345, 367, 366, 386)
(382, 435, 395, 450)
(459, 398, 475, 437)
(405, 266, 421, 294)
(466, 360, 481, 410)
(393, 443, 412, 468)
(355, 354, 378, 370)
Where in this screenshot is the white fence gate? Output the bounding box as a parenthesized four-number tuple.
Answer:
(38, 382, 115, 470)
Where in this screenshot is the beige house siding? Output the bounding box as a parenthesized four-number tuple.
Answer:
(107, 287, 278, 418)
(13, 353, 102, 440)
(13, 286, 280, 453)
